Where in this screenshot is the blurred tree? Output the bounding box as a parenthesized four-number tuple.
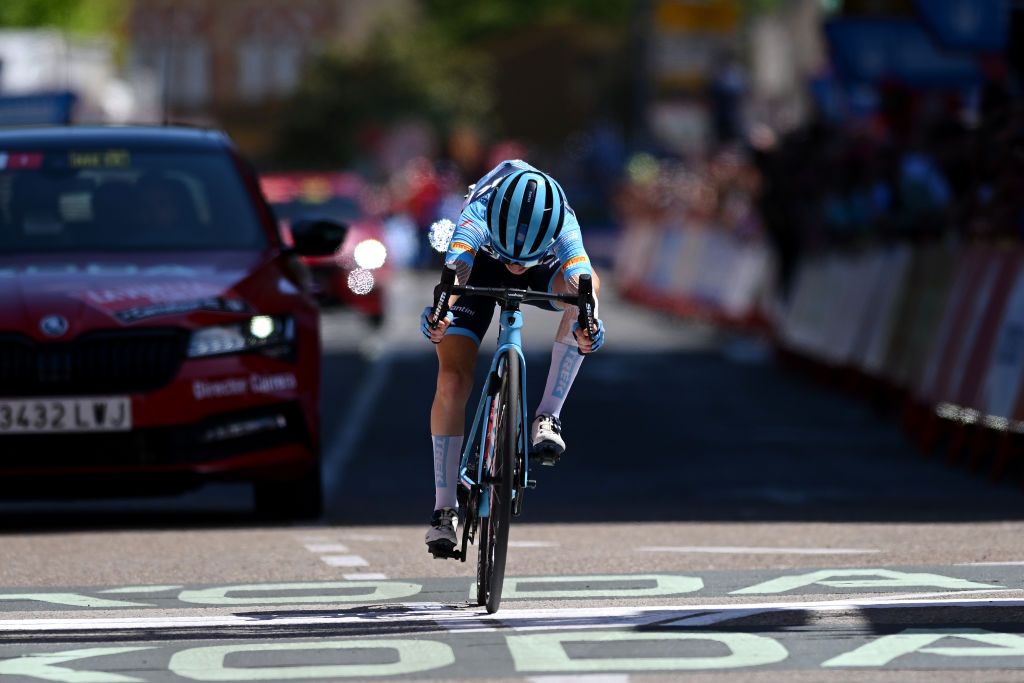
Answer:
(274, 24, 493, 170)
(274, 0, 635, 169)
(420, 0, 631, 42)
(0, 0, 126, 35)
(839, 0, 914, 14)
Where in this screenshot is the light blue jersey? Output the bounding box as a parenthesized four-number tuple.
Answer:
(445, 160, 592, 284)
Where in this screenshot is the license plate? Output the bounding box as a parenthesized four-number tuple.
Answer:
(0, 397, 132, 434)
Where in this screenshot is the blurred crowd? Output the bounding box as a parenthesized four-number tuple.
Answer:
(753, 79, 1024, 294)
(287, 73, 1024, 307)
(612, 75, 1024, 300)
(615, 150, 763, 240)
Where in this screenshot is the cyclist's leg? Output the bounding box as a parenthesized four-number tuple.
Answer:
(426, 282, 495, 554)
(426, 336, 477, 554)
(531, 264, 602, 455)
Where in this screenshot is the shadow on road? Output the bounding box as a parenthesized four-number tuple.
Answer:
(328, 350, 1024, 525)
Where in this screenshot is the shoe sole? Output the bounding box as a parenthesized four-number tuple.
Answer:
(427, 539, 459, 559)
(530, 441, 564, 466)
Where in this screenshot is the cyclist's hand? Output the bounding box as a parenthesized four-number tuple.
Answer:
(421, 306, 454, 344)
(573, 318, 605, 354)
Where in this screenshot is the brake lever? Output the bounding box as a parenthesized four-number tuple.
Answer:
(576, 274, 596, 354)
(431, 264, 457, 329)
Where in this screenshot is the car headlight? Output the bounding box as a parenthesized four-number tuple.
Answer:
(353, 239, 387, 269)
(188, 316, 295, 359)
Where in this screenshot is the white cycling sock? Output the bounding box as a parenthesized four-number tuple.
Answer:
(432, 434, 463, 511)
(535, 341, 584, 419)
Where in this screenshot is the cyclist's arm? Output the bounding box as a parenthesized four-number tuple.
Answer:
(552, 212, 602, 348)
(551, 212, 594, 293)
(444, 200, 488, 287)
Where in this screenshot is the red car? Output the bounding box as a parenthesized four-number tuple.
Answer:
(260, 172, 389, 327)
(0, 127, 345, 519)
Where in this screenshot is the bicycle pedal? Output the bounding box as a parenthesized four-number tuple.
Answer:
(427, 542, 460, 560)
(530, 448, 562, 467)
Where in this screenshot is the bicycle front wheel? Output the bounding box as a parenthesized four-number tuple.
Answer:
(476, 349, 519, 613)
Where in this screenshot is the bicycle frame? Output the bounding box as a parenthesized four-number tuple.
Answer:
(459, 305, 529, 518)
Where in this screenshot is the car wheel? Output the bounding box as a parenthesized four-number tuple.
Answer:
(253, 467, 323, 521)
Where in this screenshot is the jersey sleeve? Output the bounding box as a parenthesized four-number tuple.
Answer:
(551, 210, 592, 283)
(444, 199, 489, 284)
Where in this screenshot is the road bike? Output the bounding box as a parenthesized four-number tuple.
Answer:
(428, 263, 597, 613)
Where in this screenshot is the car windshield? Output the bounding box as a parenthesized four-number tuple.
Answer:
(0, 148, 268, 252)
(270, 197, 361, 225)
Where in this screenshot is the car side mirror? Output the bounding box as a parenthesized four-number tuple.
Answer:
(289, 218, 348, 257)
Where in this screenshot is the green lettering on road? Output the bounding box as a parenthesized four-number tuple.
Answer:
(507, 631, 788, 672)
(177, 581, 421, 605)
(168, 640, 454, 680)
(483, 574, 703, 600)
(823, 629, 1024, 667)
(0, 647, 155, 683)
(731, 569, 997, 595)
(0, 594, 150, 608)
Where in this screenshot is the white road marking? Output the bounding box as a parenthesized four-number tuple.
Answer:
(638, 546, 880, 555)
(342, 534, 395, 542)
(321, 555, 369, 567)
(298, 533, 378, 576)
(2, 591, 1018, 635)
(99, 585, 183, 594)
(509, 541, 560, 548)
(305, 543, 350, 553)
(530, 677, 630, 683)
(957, 561, 1024, 566)
(343, 573, 389, 581)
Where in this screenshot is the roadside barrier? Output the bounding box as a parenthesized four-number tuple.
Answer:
(615, 222, 1024, 489)
(616, 221, 775, 330)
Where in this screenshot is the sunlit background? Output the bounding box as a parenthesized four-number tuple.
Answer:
(1, 0, 1022, 495)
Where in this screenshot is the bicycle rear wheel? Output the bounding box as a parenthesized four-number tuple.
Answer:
(476, 350, 519, 613)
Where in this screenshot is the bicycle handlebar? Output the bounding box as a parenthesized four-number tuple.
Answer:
(430, 264, 597, 340)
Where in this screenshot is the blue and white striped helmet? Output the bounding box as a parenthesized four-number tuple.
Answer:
(486, 169, 566, 264)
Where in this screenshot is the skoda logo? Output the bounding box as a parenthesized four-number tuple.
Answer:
(40, 315, 69, 338)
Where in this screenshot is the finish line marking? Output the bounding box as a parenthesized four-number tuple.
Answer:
(0, 591, 1019, 636)
(638, 546, 880, 555)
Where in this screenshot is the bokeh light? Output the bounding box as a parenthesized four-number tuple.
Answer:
(429, 219, 455, 253)
(353, 239, 387, 269)
(347, 268, 375, 295)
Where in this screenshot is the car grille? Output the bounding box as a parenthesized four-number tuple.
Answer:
(0, 403, 309, 473)
(0, 329, 188, 396)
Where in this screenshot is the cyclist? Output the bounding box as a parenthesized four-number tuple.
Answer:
(421, 160, 606, 556)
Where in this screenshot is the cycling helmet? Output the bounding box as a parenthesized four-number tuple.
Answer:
(486, 169, 565, 264)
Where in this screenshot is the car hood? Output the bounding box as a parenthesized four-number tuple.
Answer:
(0, 251, 270, 340)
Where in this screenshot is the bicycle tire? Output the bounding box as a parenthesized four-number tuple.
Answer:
(477, 350, 519, 613)
(474, 390, 498, 607)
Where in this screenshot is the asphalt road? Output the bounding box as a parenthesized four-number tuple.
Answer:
(1, 272, 1023, 681)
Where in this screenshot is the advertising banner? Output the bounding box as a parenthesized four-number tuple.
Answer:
(980, 269, 1024, 419)
(825, 19, 983, 86)
(914, 0, 1009, 53)
(952, 249, 1022, 409)
(860, 245, 913, 376)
